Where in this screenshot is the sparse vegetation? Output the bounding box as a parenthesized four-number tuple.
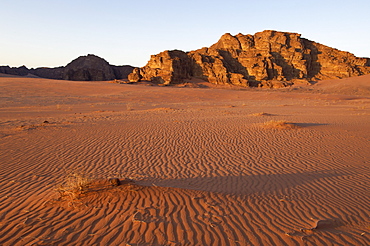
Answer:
(54, 170, 130, 208)
(261, 120, 297, 129)
(250, 112, 271, 117)
(126, 103, 134, 111)
(56, 170, 92, 201)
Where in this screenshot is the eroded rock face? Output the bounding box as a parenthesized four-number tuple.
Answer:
(129, 30, 370, 87)
(127, 68, 142, 82)
(131, 50, 192, 85)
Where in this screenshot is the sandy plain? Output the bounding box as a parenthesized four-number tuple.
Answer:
(0, 74, 369, 246)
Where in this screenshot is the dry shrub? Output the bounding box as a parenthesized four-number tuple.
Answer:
(250, 112, 271, 117)
(262, 120, 298, 129)
(56, 170, 91, 201)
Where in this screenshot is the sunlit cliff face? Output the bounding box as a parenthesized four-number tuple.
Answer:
(129, 30, 370, 87)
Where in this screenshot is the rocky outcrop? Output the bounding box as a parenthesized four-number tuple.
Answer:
(31, 67, 65, 80)
(0, 65, 30, 76)
(129, 30, 370, 87)
(3, 31, 369, 86)
(0, 54, 135, 81)
(128, 68, 142, 82)
(128, 50, 192, 85)
(112, 65, 136, 80)
(62, 54, 116, 81)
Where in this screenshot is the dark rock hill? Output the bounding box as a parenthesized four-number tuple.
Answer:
(63, 55, 116, 81)
(0, 54, 134, 81)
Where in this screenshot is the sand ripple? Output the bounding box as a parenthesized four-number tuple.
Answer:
(0, 78, 369, 245)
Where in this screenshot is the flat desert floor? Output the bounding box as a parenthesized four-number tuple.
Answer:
(0, 75, 369, 245)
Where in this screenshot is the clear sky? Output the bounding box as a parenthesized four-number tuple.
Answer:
(1, 0, 369, 68)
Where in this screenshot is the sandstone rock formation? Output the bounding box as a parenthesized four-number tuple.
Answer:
(129, 30, 370, 87)
(129, 50, 192, 85)
(128, 68, 142, 82)
(2, 31, 369, 86)
(0, 54, 134, 81)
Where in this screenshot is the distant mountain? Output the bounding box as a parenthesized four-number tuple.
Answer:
(128, 30, 370, 88)
(2, 31, 370, 87)
(0, 54, 134, 81)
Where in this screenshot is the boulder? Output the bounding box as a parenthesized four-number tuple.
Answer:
(128, 68, 142, 82)
(109, 178, 121, 186)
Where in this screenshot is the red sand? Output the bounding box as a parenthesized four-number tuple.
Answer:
(0, 75, 369, 245)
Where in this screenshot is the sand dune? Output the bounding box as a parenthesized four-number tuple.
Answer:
(312, 74, 370, 96)
(0, 76, 369, 245)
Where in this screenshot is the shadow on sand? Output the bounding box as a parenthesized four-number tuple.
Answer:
(138, 170, 341, 196)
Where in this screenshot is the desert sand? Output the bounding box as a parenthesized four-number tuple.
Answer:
(0, 74, 369, 245)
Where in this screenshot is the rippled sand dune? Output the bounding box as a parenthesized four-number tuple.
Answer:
(0, 76, 369, 245)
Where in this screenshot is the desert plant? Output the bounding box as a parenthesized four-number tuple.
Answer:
(261, 120, 297, 129)
(56, 170, 91, 201)
(250, 112, 271, 116)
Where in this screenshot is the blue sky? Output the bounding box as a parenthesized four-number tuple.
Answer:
(1, 0, 369, 68)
